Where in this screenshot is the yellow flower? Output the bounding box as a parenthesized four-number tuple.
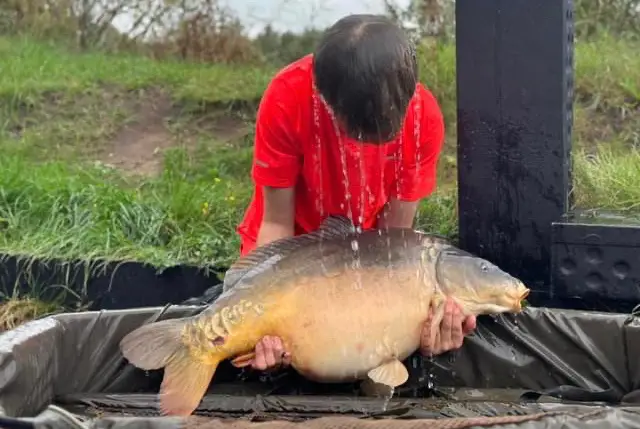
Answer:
(228, 195, 235, 202)
(201, 201, 209, 216)
(214, 177, 221, 183)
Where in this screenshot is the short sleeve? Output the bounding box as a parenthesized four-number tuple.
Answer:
(394, 85, 445, 202)
(251, 77, 301, 188)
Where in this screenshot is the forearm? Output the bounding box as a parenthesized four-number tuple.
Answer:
(256, 186, 296, 248)
(376, 198, 420, 229)
(256, 220, 294, 247)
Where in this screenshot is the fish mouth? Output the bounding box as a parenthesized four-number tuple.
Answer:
(513, 286, 530, 312)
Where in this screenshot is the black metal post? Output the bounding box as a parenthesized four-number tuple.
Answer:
(455, 0, 574, 297)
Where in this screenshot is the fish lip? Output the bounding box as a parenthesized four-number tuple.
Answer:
(514, 284, 530, 312)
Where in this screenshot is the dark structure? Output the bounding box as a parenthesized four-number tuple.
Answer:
(0, 256, 220, 310)
(551, 216, 640, 311)
(456, 0, 640, 312)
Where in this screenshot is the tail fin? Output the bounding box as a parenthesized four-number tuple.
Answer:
(120, 318, 186, 370)
(119, 318, 219, 416)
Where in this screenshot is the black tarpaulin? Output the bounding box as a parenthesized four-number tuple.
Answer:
(1, 305, 640, 429)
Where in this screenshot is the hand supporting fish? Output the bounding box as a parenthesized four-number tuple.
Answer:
(246, 335, 292, 371)
(420, 298, 477, 356)
(120, 216, 530, 417)
(246, 298, 476, 372)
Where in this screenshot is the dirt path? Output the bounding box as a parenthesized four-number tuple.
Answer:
(103, 90, 252, 176)
(105, 90, 175, 176)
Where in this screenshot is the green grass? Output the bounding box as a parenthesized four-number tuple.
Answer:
(0, 144, 251, 268)
(0, 37, 275, 103)
(573, 146, 640, 214)
(575, 33, 640, 108)
(0, 33, 638, 311)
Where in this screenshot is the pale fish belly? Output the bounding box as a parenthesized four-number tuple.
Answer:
(279, 266, 431, 383)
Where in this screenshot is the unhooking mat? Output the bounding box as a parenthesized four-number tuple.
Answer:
(3, 300, 640, 429)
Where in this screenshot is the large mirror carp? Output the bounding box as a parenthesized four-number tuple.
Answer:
(120, 216, 530, 416)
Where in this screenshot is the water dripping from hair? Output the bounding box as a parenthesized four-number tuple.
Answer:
(324, 96, 363, 291)
(411, 91, 422, 285)
(312, 92, 329, 278)
(413, 89, 422, 191)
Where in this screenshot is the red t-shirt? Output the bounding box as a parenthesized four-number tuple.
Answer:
(236, 54, 445, 256)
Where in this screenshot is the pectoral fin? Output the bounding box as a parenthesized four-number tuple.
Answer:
(230, 352, 256, 368)
(367, 358, 409, 387)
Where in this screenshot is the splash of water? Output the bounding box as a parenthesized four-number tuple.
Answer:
(312, 92, 325, 220)
(352, 138, 365, 289)
(381, 386, 395, 412)
(356, 130, 367, 229)
(413, 90, 422, 187)
(350, 238, 362, 290)
(312, 93, 330, 278)
(321, 96, 363, 291)
(326, 104, 354, 225)
(422, 355, 435, 393)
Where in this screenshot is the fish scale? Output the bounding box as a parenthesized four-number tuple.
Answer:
(120, 215, 530, 417)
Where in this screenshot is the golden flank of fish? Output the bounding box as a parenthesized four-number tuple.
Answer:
(119, 216, 530, 417)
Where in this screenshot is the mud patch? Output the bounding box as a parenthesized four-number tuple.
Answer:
(169, 102, 254, 148)
(104, 89, 175, 176)
(102, 90, 254, 176)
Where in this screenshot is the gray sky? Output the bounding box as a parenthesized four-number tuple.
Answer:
(113, 0, 411, 38)
(228, 0, 410, 36)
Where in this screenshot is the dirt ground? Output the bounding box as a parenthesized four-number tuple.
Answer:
(103, 90, 252, 176)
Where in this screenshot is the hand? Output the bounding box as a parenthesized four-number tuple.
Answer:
(419, 298, 476, 357)
(251, 335, 292, 371)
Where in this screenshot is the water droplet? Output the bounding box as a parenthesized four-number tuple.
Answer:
(413, 92, 422, 164)
(381, 386, 395, 412)
(312, 93, 325, 219)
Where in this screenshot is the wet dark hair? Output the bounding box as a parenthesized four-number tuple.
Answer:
(313, 14, 418, 143)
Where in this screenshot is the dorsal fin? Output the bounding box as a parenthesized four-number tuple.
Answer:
(414, 229, 454, 245)
(222, 215, 355, 291)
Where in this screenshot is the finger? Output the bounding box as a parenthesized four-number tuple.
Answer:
(430, 327, 440, 356)
(420, 312, 434, 356)
(271, 337, 291, 367)
(271, 337, 285, 366)
(252, 339, 268, 371)
(449, 305, 464, 349)
(262, 336, 277, 369)
(462, 315, 477, 335)
(438, 299, 455, 353)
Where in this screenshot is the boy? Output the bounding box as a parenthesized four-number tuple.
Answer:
(236, 14, 475, 372)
